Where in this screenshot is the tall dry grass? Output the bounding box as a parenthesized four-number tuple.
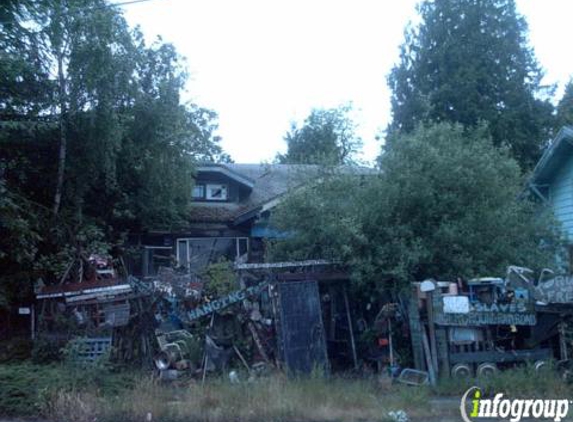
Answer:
(63, 373, 430, 422)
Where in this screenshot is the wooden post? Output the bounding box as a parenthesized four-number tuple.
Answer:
(408, 293, 425, 370)
(31, 305, 35, 340)
(422, 328, 436, 386)
(388, 318, 394, 366)
(426, 290, 439, 374)
(559, 321, 568, 361)
(233, 345, 251, 372)
(329, 285, 336, 341)
(343, 286, 359, 370)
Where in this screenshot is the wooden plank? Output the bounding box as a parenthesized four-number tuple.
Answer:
(435, 328, 450, 378)
(407, 293, 425, 370)
(449, 348, 552, 364)
(422, 328, 436, 386)
(276, 272, 348, 282)
(343, 287, 358, 370)
(235, 260, 332, 270)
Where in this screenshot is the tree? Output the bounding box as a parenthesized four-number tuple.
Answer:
(556, 80, 573, 130)
(268, 123, 561, 293)
(388, 0, 555, 170)
(0, 0, 227, 288)
(277, 104, 362, 165)
(0, 1, 53, 118)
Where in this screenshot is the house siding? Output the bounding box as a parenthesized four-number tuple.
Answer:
(550, 155, 573, 242)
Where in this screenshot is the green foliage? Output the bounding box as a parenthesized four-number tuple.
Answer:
(268, 123, 562, 292)
(0, 363, 139, 417)
(388, 0, 555, 170)
(0, 180, 42, 267)
(0, 1, 229, 303)
(0, 337, 32, 363)
(31, 337, 66, 364)
(277, 104, 362, 165)
(556, 80, 573, 130)
(202, 260, 238, 298)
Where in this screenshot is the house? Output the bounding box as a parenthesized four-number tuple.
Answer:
(131, 162, 376, 277)
(131, 163, 328, 277)
(528, 126, 573, 269)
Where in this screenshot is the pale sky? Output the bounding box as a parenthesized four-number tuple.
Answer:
(119, 0, 573, 165)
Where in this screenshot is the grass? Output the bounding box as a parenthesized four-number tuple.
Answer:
(3, 362, 572, 422)
(0, 362, 138, 417)
(0, 363, 431, 422)
(434, 363, 572, 398)
(99, 374, 430, 422)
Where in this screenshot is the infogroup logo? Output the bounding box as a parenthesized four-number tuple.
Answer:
(460, 387, 570, 422)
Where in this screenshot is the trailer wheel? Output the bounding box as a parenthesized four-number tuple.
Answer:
(534, 360, 548, 373)
(556, 359, 573, 382)
(451, 363, 473, 379)
(477, 362, 498, 377)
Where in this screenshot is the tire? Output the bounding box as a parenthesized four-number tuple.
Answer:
(534, 360, 548, 373)
(556, 359, 573, 382)
(477, 362, 498, 377)
(451, 363, 473, 378)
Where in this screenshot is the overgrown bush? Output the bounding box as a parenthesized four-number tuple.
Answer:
(31, 336, 66, 364)
(0, 337, 32, 362)
(0, 363, 139, 417)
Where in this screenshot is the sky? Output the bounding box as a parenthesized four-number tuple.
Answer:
(119, 0, 573, 165)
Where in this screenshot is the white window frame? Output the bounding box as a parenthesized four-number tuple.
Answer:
(192, 184, 205, 199)
(176, 237, 249, 268)
(205, 183, 228, 201)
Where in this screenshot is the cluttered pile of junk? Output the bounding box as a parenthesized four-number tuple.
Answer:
(405, 266, 573, 386)
(35, 256, 410, 381)
(34, 253, 573, 384)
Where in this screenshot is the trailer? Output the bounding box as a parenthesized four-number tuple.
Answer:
(407, 269, 565, 380)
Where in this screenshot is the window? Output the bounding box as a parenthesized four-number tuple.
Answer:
(176, 237, 249, 271)
(143, 246, 173, 276)
(206, 184, 228, 201)
(192, 184, 205, 199)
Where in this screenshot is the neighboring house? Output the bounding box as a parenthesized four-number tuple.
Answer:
(528, 126, 573, 269)
(130, 163, 335, 277)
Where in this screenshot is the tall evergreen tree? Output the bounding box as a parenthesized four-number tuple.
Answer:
(556, 80, 573, 130)
(388, 0, 554, 170)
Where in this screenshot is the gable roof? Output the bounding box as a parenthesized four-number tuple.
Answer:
(196, 164, 255, 189)
(530, 126, 573, 186)
(189, 163, 376, 225)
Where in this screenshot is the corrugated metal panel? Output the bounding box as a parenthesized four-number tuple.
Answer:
(104, 303, 131, 327)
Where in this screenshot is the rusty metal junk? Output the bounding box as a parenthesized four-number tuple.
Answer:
(35, 251, 573, 384)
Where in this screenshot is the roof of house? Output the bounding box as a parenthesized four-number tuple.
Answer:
(530, 126, 573, 186)
(189, 163, 376, 225)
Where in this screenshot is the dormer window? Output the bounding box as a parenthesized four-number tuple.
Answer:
(206, 184, 228, 201)
(192, 184, 205, 199)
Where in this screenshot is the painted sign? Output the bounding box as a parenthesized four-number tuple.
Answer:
(472, 302, 529, 313)
(436, 296, 536, 326)
(187, 281, 269, 321)
(435, 312, 536, 326)
(535, 276, 573, 304)
(443, 296, 470, 314)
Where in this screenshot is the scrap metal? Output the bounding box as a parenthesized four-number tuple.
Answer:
(186, 280, 269, 321)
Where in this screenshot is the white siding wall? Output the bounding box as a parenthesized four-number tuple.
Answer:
(550, 156, 573, 241)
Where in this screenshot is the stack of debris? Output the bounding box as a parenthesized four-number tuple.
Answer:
(35, 254, 156, 365)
